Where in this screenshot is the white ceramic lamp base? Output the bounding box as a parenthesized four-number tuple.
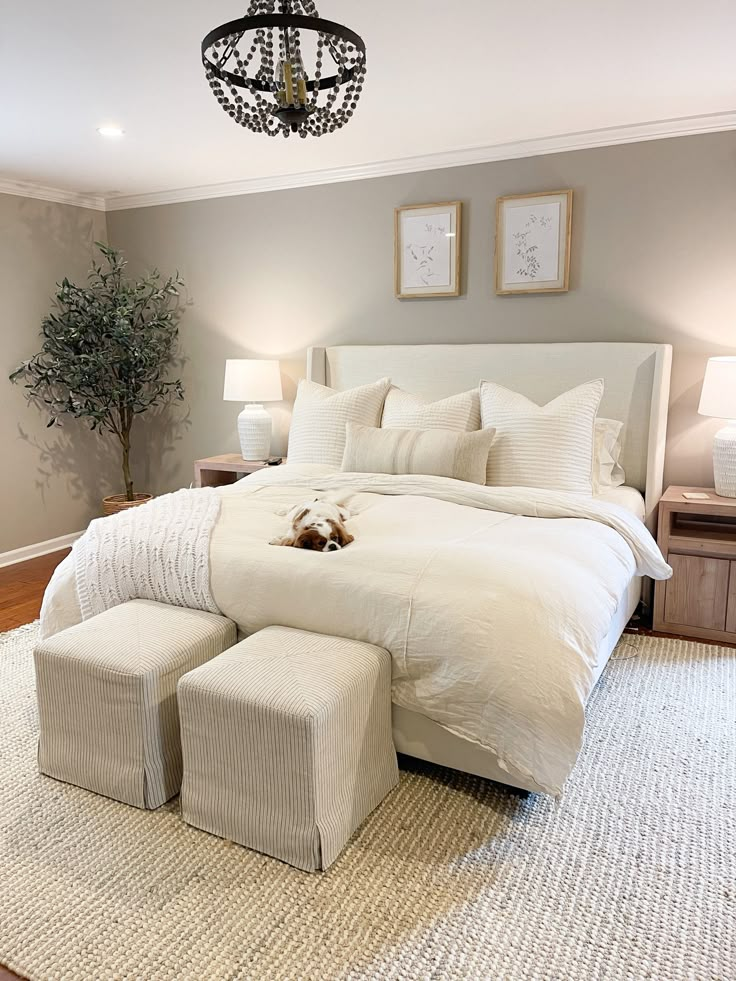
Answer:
(237, 404, 272, 461)
(713, 423, 736, 497)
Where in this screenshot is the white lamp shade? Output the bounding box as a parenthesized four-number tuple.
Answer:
(698, 357, 736, 419)
(223, 359, 282, 403)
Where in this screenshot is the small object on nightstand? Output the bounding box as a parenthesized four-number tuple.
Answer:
(698, 356, 736, 497)
(654, 485, 736, 643)
(194, 454, 285, 488)
(267, 457, 282, 466)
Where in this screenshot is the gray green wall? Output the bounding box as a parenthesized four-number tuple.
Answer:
(5, 131, 736, 551)
(1, 194, 110, 553)
(106, 131, 736, 498)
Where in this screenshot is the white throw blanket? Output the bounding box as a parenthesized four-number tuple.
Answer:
(52, 469, 670, 796)
(73, 487, 222, 620)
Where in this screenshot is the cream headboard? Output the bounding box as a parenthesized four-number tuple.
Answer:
(306, 342, 672, 530)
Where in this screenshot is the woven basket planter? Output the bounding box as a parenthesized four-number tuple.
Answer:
(102, 493, 153, 516)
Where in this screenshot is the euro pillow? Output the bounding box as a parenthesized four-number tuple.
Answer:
(288, 377, 391, 467)
(594, 417, 626, 491)
(341, 423, 496, 485)
(479, 378, 604, 494)
(381, 386, 481, 432)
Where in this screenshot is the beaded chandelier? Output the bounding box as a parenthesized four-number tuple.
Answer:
(201, 1, 367, 139)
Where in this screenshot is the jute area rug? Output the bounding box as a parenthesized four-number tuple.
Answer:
(0, 623, 733, 981)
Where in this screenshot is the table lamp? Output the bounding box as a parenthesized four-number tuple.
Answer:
(698, 356, 736, 497)
(223, 359, 282, 461)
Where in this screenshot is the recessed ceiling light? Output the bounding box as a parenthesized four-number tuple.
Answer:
(97, 125, 125, 138)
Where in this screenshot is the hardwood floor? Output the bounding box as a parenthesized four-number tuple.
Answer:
(0, 549, 70, 632)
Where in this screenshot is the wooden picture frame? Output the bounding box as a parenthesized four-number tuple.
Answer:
(394, 201, 462, 298)
(495, 190, 572, 295)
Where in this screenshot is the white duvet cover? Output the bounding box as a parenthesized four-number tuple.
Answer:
(40, 465, 670, 795)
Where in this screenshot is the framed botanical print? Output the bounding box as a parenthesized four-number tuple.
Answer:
(495, 190, 572, 294)
(394, 201, 461, 298)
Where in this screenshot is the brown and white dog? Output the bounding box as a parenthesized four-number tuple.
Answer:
(270, 496, 354, 552)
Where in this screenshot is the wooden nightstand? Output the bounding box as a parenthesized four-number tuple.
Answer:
(193, 454, 285, 488)
(653, 485, 736, 643)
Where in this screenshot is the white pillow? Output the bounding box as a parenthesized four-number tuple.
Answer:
(287, 377, 391, 467)
(594, 417, 626, 491)
(381, 386, 481, 432)
(479, 378, 604, 494)
(341, 423, 495, 485)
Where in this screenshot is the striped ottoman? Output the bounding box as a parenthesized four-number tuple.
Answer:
(34, 600, 236, 809)
(178, 626, 399, 871)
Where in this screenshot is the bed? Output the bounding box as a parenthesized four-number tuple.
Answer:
(40, 341, 672, 796)
(302, 342, 672, 792)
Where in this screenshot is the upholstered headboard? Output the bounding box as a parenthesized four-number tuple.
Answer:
(306, 342, 672, 530)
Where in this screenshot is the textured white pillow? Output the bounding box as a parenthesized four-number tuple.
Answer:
(287, 377, 391, 467)
(479, 378, 604, 493)
(381, 386, 481, 432)
(341, 423, 495, 484)
(594, 417, 626, 492)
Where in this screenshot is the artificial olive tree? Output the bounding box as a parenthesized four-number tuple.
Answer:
(10, 243, 185, 501)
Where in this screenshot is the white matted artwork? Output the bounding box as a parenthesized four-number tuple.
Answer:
(395, 201, 461, 298)
(495, 190, 572, 294)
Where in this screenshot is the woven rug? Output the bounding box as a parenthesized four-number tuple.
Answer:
(0, 624, 733, 981)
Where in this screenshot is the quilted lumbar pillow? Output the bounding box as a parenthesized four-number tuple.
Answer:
(479, 378, 604, 493)
(381, 386, 481, 432)
(341, 423, 495, 485)
(287, 377, 391, 467)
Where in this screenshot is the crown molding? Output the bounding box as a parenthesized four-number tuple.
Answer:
(104, 110, 736, 212)
(4, 110, 736, 214)
(0, 177, 105, 212)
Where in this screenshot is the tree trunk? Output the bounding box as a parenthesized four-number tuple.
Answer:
(121, 413, 134, 501)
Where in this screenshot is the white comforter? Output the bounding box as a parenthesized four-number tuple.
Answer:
(41, 466, 671, 795)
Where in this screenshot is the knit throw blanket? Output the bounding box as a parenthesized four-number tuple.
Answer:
(74, 488, 222, 621)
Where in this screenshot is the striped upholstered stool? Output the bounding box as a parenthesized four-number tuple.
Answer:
(178, 625, 399, 871)
(34, 600, 236, 809)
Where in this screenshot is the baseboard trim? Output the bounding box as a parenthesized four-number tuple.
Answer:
(0, 531, 82, 569)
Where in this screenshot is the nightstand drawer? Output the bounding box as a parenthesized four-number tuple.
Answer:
(653, 486, 736, 642)
(664, 554, 729, 630)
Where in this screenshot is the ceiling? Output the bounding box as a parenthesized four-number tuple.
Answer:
(2, 0, 735, 206)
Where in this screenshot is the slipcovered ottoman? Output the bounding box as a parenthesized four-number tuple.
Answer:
(34, 599, 236, 809)
(178, 625, 399, 871)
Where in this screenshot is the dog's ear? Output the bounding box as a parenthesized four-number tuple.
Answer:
(329, 519, 354, 548)
(285, 503, 310, 523)
(291, 508, 309, 527)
